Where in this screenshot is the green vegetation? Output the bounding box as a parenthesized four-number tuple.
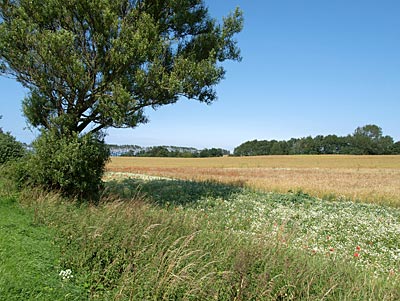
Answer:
(122, 146, 230, 158)
(0, 181, 85, 300)
(24, 130, 109, 202)
(0, 0, 243, 201)
(0, 127, 25, 164)
(1, 0, 242, 136)
(234, 124, 399, 156)
(2, 171, 399, 300)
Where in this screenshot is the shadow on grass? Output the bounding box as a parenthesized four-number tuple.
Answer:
(104, 178, 243, 207)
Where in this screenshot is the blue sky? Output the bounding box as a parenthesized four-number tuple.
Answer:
(1, 0, 399, 151)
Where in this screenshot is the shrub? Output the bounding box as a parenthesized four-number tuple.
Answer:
(0, 130, 25, 164)
(25, 130, 110, 203)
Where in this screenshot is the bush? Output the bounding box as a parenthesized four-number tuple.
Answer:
(24, 130, 110, 203)
(0, 131, 25, 164)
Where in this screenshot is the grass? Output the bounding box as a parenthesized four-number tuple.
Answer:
(107, 155, 400, 206)
(105, 173, 400, 277)
(3, 173, 396, 300)
(0, 182, 85, 300)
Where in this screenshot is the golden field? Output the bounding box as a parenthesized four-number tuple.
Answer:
(107, 155, 400, 206)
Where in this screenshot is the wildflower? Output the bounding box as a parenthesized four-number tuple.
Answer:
(59, 269, 73, 280)
(356, 245, 361, 251)
(354, 252, 360, 258)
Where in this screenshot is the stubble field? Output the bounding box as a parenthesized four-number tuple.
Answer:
(107, 155, 400, 207)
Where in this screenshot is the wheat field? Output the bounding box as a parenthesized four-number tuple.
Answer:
(107, 155, 400, 206)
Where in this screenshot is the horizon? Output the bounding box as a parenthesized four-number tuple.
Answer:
(1, 1, 399, 150)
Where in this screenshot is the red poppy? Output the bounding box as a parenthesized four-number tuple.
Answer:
(356, 246, 361, 251)
(354, 252, 360, 257)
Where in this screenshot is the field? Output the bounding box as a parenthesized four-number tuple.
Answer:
(2, 155, 400, 299)
(107, 155, 400, 206)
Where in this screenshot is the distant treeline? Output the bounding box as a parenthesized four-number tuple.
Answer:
(109, 124, 399, 157)
(130, 146, 230, 158)
(109, 145, 230, 158)
(234, 125, 400, 156)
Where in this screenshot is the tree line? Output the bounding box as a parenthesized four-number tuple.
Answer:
(234, 125, 400, 156)
(121, 146, 230, 158)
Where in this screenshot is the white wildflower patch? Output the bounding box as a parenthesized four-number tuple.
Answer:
(59, 269, 73, 280)
(190, 190, 400, 277)
(103, 171, 400, 277)
(104, 171, 171, 182)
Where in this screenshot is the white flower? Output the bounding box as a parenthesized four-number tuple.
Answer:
(59, 269, 73, 280)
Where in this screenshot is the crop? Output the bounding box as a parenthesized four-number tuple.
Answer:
(107, 155, 400, 206)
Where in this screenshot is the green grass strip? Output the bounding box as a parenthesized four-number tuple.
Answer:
(0, 195, 86, 300)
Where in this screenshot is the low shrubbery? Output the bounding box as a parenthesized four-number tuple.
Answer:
(5, 130, 110, 203)
(0, 130, 25, 164)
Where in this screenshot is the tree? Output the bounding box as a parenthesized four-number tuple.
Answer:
(350, 124, 393, 155)
(0, 1, 243, 200)
(391, 141, 400, 155)
(0, 115, 25, 164)
(0, 0, 243, 136)
(353, 124, 383, 141)
(232, 125, 396, 156)
(269, 141, 283, 155)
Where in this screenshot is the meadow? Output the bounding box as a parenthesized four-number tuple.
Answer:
(107, 155, 400, 207)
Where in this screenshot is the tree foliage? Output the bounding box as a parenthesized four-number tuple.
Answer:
(0, 1, 242, 200)
(119, 145, 230, 157)
(25, 131, 110, 202)
(234, 125, 399, 156)
(0, 130, 25, 164)
(0, 0, 243, 135)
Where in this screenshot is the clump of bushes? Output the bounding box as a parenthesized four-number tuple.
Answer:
(27, 130, 110, 203)
(0, 129, 25, 164)
(8, 130, 110, 203)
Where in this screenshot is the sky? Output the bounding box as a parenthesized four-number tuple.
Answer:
(1, 0, 399, 151)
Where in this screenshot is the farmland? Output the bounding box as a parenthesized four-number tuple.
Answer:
(107, 155, 400, 207)
(2, 154, 399, 299)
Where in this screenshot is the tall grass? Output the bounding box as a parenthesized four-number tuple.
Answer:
(14, 178, 399, 300)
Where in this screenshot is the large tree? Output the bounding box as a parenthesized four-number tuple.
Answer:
(0, 0, 243, 135)
(351, 124, 394, 155)
(0, 0, 242, 201)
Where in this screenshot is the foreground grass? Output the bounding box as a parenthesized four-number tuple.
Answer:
(4, 174, 396, 300)
(0, 187, 85, 300)
(107, 155, 400, 206)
